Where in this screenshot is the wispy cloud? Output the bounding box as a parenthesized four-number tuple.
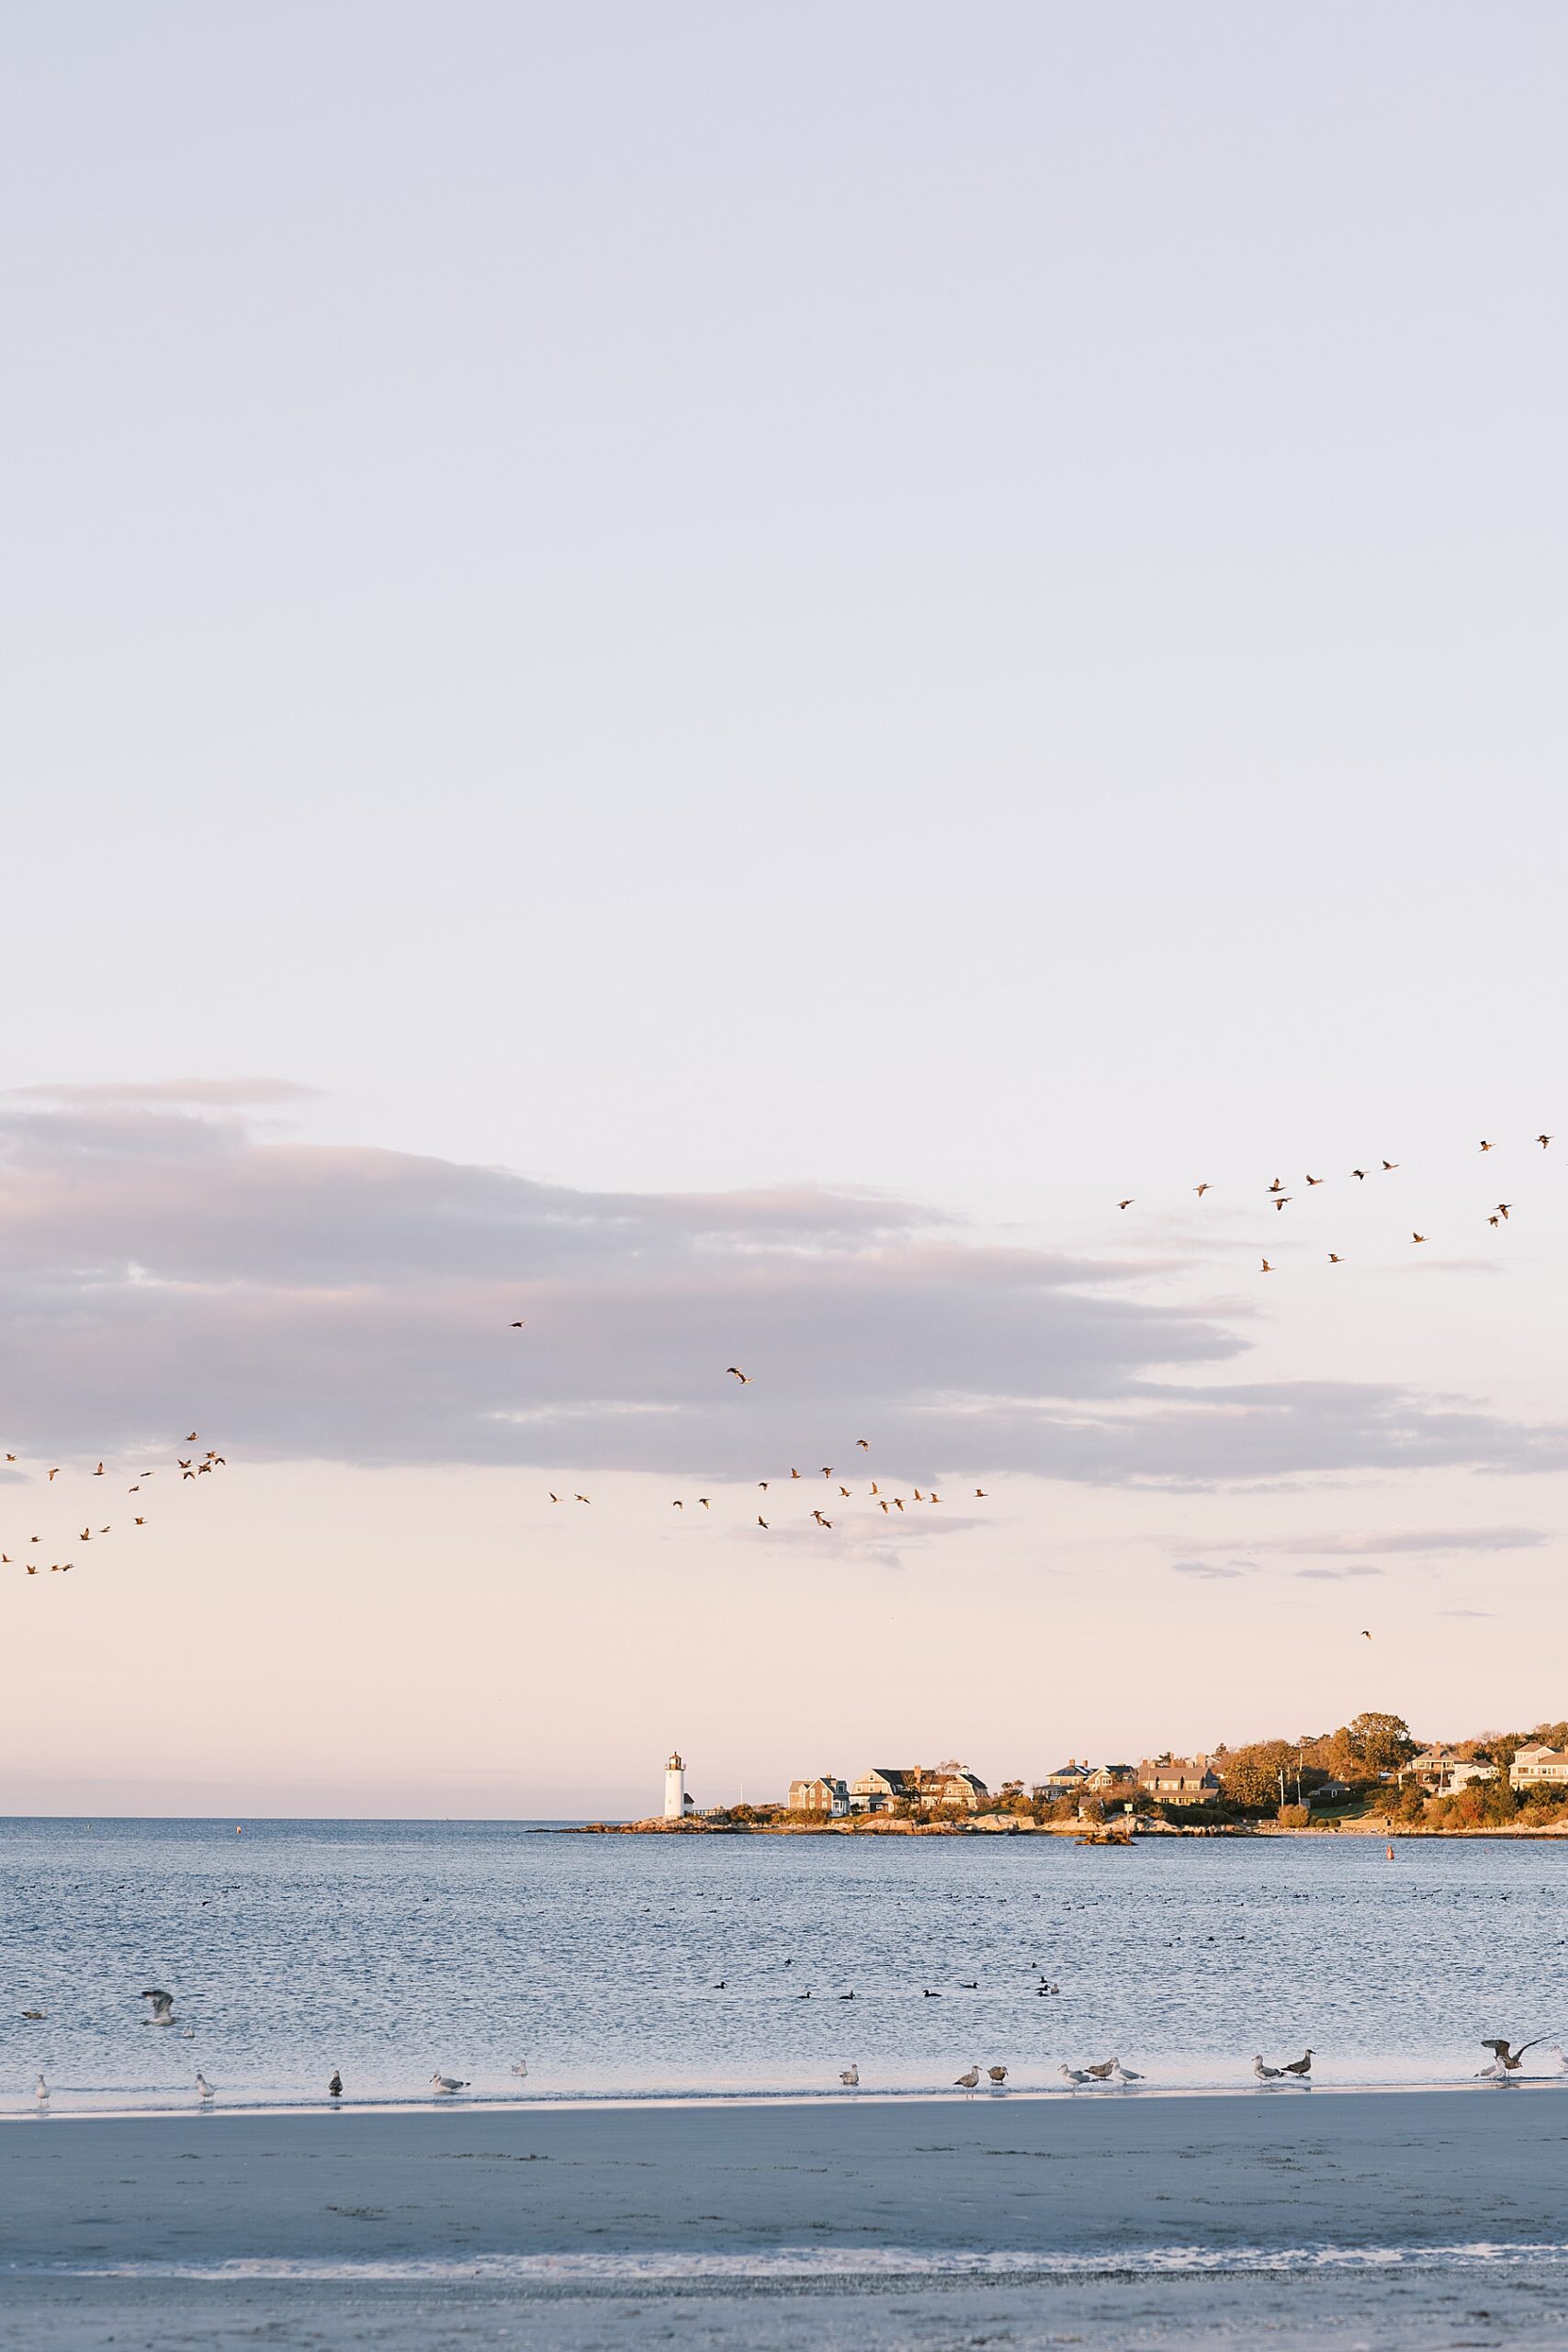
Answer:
(1264, 1527, 1549, 1557)
(2, 1097, 1564, 1487)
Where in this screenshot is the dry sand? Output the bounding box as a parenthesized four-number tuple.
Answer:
(5, 2087, 1568, 2349)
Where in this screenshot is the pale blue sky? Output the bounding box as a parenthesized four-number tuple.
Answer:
(3, 5, 1565, 1809)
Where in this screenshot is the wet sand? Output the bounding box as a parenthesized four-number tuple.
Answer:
(5, 2087, 1567, 2348)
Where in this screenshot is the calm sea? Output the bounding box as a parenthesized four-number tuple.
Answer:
(2, 1820, 1562, 2114)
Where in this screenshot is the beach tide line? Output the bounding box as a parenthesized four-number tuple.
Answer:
(11, 2242, 1568, 2285)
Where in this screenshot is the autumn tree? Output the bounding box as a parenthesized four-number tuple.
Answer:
(1332, 1712, 1416, 1777)
(1216, 1740, 1298, 1808)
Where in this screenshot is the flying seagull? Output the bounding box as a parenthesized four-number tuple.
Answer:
(141, 1989, 176, 2025)
(726, 1366, 750, 1383)
(1481, 2037, 1550, 2073)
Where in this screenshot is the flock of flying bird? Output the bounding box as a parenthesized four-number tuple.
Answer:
(4, 1434, 226, 1578)
(1111, 1127, 1557, 1274)
(526, 1364, 990, 1538)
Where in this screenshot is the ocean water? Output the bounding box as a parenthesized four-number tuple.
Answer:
(2, 1819, 1563, 2114)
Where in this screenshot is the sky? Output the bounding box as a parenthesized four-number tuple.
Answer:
(3, 3, 1566, 1815)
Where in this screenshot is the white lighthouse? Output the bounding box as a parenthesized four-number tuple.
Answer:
(664, 1751, 690, 1819)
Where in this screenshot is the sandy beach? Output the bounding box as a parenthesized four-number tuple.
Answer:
(6, 2087, 1568, 2349)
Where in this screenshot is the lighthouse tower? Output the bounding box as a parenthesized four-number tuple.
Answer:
(664, 1751, 689, 1819)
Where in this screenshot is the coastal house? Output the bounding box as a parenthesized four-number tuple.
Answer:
(1137, 1756, 1221, 1802)
(1035, 1762, 1090, 1803)
(1509, 1744, 1568, 1792)
(787, 1775, 850, 1815)
(1083, 1764, 1137, 1794)
(919, 1763, 989, 1811)
(849, 1768, 915, 1813)
(1399, 1747, 1495, 1794)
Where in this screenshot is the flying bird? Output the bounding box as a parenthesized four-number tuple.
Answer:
(1489, 1216, 1501, 1227)
(975, 1487, 987, 1498)
(726, 1367, 750, 1384)
(1480, 1140, 1494, 1152)
(1361, 1629, 1371, 1640)
(511, 1320, 525, 1329)
(1116, 1199, 1134, 1210)
(671, 1499, 683, 1509)
(1328, 1253, 1342, 1263)
(1537, 1135, 1552, 1149)
(1481, 2037, 1549, 2073)
(811, 1510, 832, 1529)
(1411, 1233, 1427, 1244)
(1382, 1159, 1398, 1170)
(1260, 1259, 1273, 1272)
(93, 1463, 105, 1476)
(1269, 1178, 1285, 1193)
(856, 1439, 870, 1450)
(1496, 1203, 1512, 1220)
(757, 1516, 768, 1529)
(1274, 1196, 1292, 1210)
(698, 1498, 710, 1510)
(47, 1468, 59, 1482)
(1351, 1169, 1367, 1180)
(1193, 1182, 1211, 1197)
(1305, 1174, 1323, 1186)
(141, 1990, 176, 2024)
(574, 1495, 591, 1505)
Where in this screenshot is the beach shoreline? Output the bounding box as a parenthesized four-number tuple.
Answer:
(7, 2089, 1568, 2347)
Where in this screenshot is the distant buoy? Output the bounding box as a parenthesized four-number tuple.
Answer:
(235, 1826, 243, 1836)
(1386, 1844, 1394, 1860)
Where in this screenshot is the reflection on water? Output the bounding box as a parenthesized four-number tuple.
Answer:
(1, 1819, 1562, 2111)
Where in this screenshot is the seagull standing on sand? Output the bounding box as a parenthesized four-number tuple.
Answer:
(1253, 2055, 1285, 2080)
(954, 2065, 980, 2094)
(840, 2064, 859, 2087)
(1282, 2049, 1313, 2076)
(328, 2071, 343, 2098)
(35, 2075, 49, 2107)
(511, 2061, 528, 2077)
(1057, 2064, 1090, 2086)
(196, 2074, 214, 2103)
(987, 2065, 1009, 2086)
(431, 2072, 469, 2095)
(1109, 2059, 1144, 2084)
